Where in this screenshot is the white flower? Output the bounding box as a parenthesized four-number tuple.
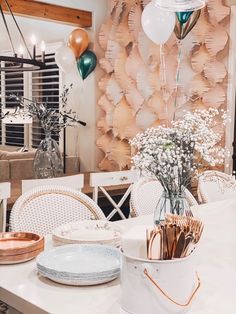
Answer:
(130, 108, 229, 194)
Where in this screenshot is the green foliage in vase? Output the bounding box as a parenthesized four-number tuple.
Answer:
(0, 83, 86, 135)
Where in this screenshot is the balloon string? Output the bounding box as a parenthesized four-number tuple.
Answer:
(160, 44, 168, 102)
(160, 44, 169, 126)
(173, 40, 182, 121)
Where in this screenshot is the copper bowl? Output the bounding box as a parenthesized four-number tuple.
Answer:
(0, 232, 44, 264)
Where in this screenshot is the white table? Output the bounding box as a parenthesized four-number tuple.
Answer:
(1, 199, 236, 314)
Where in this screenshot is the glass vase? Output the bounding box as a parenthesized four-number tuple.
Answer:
(33, 131, 63, 179)
(154, 191, 189, 225)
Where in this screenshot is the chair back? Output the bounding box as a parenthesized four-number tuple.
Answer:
(130, 178, 197, 217)
(0, 182, 11, 231)
(10, 185, 105, 235)
(198, 170, 236, 203)
(22, 174, 84, 193)
(90, 170, 137, 220)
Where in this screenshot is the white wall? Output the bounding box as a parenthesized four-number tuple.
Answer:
(225, 6, 236, 174)
(39, 0, 108, 172)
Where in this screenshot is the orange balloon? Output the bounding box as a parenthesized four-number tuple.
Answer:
(68, 28, 89, 59)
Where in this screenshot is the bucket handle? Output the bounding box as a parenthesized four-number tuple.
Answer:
(143, 268, 201, 307)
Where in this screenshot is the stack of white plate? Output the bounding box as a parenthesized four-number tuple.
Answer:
(52, 220, 121, 247)
(36, 244, 120, 286)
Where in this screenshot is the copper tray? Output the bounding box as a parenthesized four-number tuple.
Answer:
(0, 232, 44, 264)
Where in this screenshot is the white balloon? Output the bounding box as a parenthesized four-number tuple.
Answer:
(55, 45, 76, 73)
(141, 2, 176, 45)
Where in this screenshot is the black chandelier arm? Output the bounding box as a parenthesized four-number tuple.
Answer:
(0, 5, 16, 55)
(4, 0, 33, 59)
(0, 55, 45, 71)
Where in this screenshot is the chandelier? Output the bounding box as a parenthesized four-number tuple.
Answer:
(153, 0, 206, 12)
(0, 0, 46, 72)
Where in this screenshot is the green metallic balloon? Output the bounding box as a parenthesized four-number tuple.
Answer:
(174, 10, 201, 40)
(176, 11, 193, 24)
(77, 50, 97, 80)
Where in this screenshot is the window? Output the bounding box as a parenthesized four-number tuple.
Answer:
(4, 67, 24, 146)
(0, 48, 61, 149)
(30, 53, 60, 148)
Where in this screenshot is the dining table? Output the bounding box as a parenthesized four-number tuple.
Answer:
(0, 198, 236, 314)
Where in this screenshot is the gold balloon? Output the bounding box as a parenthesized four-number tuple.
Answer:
(174, 10, 201, 40)
(68, 28, 89, 59)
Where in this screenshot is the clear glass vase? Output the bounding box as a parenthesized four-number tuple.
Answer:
(154, 191, 189, 225)
(33, 131, 63, 179)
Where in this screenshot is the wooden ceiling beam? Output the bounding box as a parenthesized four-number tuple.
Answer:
(1, 0, 92, 27)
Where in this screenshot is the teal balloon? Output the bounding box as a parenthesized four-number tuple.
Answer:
(176, 11, 193, 24)
(77, 50, 97, 80)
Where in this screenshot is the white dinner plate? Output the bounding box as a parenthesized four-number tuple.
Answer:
(36, 244, 121, 286)
(52, 220, 121, 247)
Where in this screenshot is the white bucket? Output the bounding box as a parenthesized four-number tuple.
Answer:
(120, 251, 200, 314)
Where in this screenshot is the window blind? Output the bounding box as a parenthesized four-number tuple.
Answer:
(30, 53, 60, 148)
(0, 49, 61, 149)
(4, 66, 24, 147)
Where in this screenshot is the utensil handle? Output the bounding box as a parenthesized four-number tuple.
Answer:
(143, 268, 200, 307)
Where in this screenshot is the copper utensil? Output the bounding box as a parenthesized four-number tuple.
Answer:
(0, 232, 44, 264)
(181, 234, 193, 257)
(174, 231, 185, 258)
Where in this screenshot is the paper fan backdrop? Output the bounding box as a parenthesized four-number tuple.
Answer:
(136, 108, 157, 130)
(99, 58, 113, 74)
(205, 26, 228, 57)
(96, 134, 112, 154)
(202, 85, 226, 108)
(187, 75, 210, 97)
(125, 45, 146, 80)
(99, 157, 120, 171)
(107, 139, 131, 170)
(97, 118, 111, 133)
(97, 0, 230, 171)
(203, 59, 227, 84)
(192, 10, 212, 43)
(106, 76, 123, 105)
(136, 68, 154, 100)
(113, 98, 134, 139)
(128, 4, 142, 42)
(207, 0, 230, 24)
(98, 21, 112, 50)
(191, 45, 211, 73)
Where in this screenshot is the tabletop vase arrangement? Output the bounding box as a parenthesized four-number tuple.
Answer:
(33, 130, 63, 179)
(9, 84, 86, 179)
(130, 108, 228, 224)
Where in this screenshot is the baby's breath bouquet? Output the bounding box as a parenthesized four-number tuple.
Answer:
(130, 108, 228, 222)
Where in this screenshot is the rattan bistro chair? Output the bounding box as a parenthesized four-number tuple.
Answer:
(130, 178, 163, 217)
(198, 170, 236, 203)
(10, 185, 106, 235)
(130, 178, 198, 217)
